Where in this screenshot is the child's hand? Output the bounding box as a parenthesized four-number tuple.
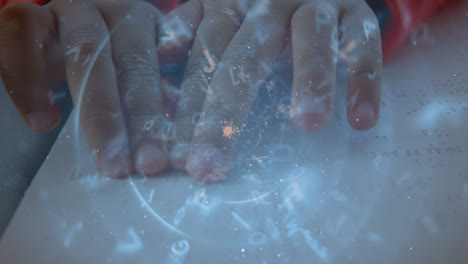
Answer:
(0, 0, 170, 178)
(159, 0, 383, 182)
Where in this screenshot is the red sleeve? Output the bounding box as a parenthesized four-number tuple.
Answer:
(0, 0, 48, 10)
(145, 0, 179, 14)
(1, 0, 179, 13)
(382, 0, 461, 59)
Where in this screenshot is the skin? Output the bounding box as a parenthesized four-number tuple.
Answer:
(0, 0, 382, 181)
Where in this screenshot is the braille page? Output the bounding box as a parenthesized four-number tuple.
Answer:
(1, 3, 467, 264)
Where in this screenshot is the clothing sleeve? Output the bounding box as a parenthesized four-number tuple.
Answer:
(144, 0, 179, 14)
(1, 0, 48, 10)
(382, 0, 461, 59)
(1, 0, 459, 59)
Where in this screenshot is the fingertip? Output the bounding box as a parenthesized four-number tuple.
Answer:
(92, 133, 132, 179)
(98, 150, 131, 179)
(135, 141, 169, 176)
(24, 109, 61, 132)
(186, 144, 226, 183)
(348, 101, 378, 131)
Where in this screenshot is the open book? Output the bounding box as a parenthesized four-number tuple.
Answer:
(1, 3, 467, 263)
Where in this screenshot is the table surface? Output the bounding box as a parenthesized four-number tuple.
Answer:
(1, 2, 468, 264)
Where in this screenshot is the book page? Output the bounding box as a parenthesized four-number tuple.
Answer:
(1, 2, 467, 264)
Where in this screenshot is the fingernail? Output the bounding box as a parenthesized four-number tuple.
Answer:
(100, 151, 130, 178)
(354, 101, 375, 127)
(291, 95, 330, 131)
(135, 142, 168, 176)
(169, 143, 190, 170)
(26, 112, 59, 132)
(186, 144, 226, 183)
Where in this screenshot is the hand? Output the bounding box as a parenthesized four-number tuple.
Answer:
(158, 0, 383, 182)
(0, 0, 171, 178)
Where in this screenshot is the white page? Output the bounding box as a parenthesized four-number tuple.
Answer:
(1, 3, 468, 264)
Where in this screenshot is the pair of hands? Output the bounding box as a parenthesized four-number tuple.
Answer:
(0, 0, 382, 182)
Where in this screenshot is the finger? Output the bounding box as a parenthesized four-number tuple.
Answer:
(340, 4, 382, 130)
(157, 0, 203, 113)
(157, 0, 203, 70)
(169, 10, 240, 170)
(0, 3, 61, 132)
(290, 3, 339, 131)
(100, 2, 168, 176)
(186, 11, 290, 182)
(54, 2, 131, 178)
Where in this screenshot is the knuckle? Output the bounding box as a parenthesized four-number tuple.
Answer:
(186, 54, 216, 76)
(183, 55, 213, 89)
(117, 49, 159, 83)
(117, 52, 162, 117)
(63, 26, 111, 66)
(302, 49, 336, 70)
(183, 71, 208, 92)
(225, 42, 262, 76)
(225, 41, 257, 62)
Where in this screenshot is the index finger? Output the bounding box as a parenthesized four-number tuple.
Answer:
(186, 11, 291, 182)
(53, 2, 131, 178)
